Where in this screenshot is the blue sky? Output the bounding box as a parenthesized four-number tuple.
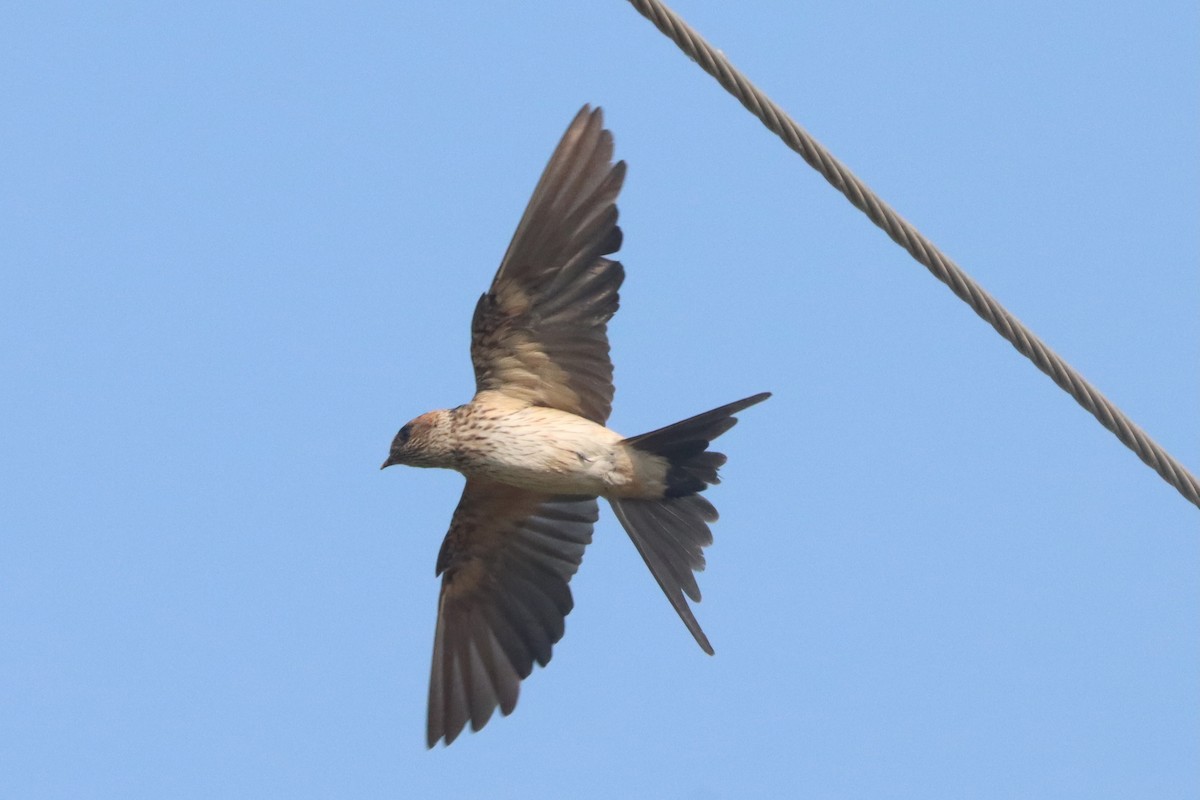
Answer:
(3, 2, 1197, 797)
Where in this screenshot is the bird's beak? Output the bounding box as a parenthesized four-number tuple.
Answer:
(380, 456, 396, 470)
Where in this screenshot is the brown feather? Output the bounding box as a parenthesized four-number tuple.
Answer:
(470, 106, 625, 424)
(427, 478, 597, 747)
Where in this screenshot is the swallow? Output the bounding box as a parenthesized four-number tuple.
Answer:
(382, 105, 770, 747)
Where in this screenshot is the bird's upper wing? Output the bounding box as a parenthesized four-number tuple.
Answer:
(470, 105, 625, 425)
(426, 477, 598, 747)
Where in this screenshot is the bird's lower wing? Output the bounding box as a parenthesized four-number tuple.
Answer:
(427, 478, 598, 747)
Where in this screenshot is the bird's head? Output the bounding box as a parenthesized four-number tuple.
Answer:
(381, 411, 449, 470)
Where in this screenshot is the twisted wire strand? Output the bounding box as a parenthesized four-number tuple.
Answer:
(625, 0, 1199, 509)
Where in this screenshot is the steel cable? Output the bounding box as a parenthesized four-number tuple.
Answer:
(625, 0, 1199, 509)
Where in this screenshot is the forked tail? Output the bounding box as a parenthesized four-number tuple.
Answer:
(608, 392, 770, 654)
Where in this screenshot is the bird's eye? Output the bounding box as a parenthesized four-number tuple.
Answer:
(397, 424, 412, 444)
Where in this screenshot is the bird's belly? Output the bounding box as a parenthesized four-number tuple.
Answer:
(472, 460, 608, 496)
(457, 408, 628, 496)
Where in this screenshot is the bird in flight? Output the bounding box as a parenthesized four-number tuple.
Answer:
(382, 105, 769, 747)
